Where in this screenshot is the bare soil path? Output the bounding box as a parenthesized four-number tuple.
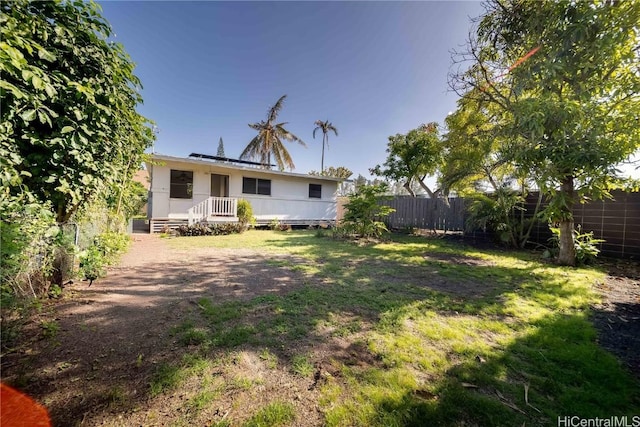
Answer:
(2, 234, 322, 426)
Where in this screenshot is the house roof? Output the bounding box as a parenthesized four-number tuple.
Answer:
(149, 154, 345, 182)
(188, 153, 275, 168)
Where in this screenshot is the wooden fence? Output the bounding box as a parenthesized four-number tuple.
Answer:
(379, 196, 466, 231)
(524, 190, 640, 259)
(338, 191, 639, 259)
(383, 192, 639, 259)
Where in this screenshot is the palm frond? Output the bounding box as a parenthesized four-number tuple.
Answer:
(248, 122, 263, 131)
(276, 124, 306, 146)
(267, 95, 287, 123)
(240, 135, 263, 160)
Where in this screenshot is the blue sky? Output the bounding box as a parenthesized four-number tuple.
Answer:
(99, 1, 485, 178)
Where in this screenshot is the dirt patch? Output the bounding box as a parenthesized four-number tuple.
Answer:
(591, 260, 640, 380)
(1, 234, 325, 426)
(423, 252, 496, 267)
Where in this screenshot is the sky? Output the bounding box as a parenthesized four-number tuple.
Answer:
(98, 1, 486, 179)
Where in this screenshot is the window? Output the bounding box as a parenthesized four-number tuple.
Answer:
(309, 184, 322, 199)
(170, 169, 193, 199)
(243, 177, 271, 196)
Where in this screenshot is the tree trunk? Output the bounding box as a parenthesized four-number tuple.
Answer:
(557, 219, 576, 266)
(321, 135, 326, 172)
(416, 177, 437, 199)
(403, 181, 416, 197)
(556, 176, 576, 266)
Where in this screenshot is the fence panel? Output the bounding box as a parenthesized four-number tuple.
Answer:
(524, 190, 640, 258)
(380, 196, 466, 231)
(340, 191, 640, 259)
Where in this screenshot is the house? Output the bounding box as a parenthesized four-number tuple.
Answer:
(145, 153, 343, 232)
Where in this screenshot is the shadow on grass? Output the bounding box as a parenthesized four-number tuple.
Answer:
(3, 231, 639, 426)
(353, 312, 639, 427)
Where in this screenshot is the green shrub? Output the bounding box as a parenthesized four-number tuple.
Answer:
(340, 184, 395, 238)
(176, 223, 210, 237)
(465, 188, 531, 247)
(94, 232, 130, 263)
(1, 193, 57, 301)
(175, 222, 246, 237)
(79, 246, 106, 283)
(548, 225, 604, 265)
(237, 199, 255, 227)
(78, 232, 129, 283)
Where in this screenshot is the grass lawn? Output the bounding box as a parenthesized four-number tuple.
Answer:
(161, 230, 638, 426)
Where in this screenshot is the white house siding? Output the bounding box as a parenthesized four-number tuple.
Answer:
(149, 157, 339, 222)
(150, 164, 212, 219)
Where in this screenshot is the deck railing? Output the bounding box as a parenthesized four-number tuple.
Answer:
(188, 197, 238, 225)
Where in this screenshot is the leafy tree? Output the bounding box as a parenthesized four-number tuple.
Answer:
(450, 0, 640, 265)
(309, 166, 353, 197)
(308, 166, 353, 180)
(441, 96, 513, 194)
(370, 123, 444, 198)
(1, 0, 154, 288)
(313, 120, 338, 172)
(441, 96, 544, 248)
(106, 180, 147, 222)
(0, 0, 154, 224)
(217, 137, 225, 157)
(241, 95, 306, 171)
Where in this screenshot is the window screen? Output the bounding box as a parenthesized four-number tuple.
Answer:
(243, 177, 271, 196)
(309, 184, 322, 198)
(170, 170, 193, 199)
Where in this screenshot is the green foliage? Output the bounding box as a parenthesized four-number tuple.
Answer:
(106, 179, 148, 223)
(241, 95, 306, 171)
(465, 188, 532, 247)
(309, 166, 353, 179)
(78, 246, 106, 282)
(0, 0, 155, 223)
(175, 222, 246, 237)
(1, 192, 57, 301)
(236, 199, 255, 227)
(370, 124, 443, 198)
(40, 319, 60, 339)
(78, 232, 129, 282)
(441, 96, 518, 196)
(48, 284, 63, 299)
(93, 232, 130, 263)
(150, 363, 183, 396)
(340, 184, 395, 238)
(450, 0, 640, 264)
(548, 226, 605, 265)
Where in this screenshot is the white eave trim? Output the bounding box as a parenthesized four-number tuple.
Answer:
(149, 154, 345, 183)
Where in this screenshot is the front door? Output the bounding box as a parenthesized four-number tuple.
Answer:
(210, 174, 229, 197)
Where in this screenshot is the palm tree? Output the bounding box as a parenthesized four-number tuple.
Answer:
(240, 95, 306, 170)
(313, 120, 338, 172)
